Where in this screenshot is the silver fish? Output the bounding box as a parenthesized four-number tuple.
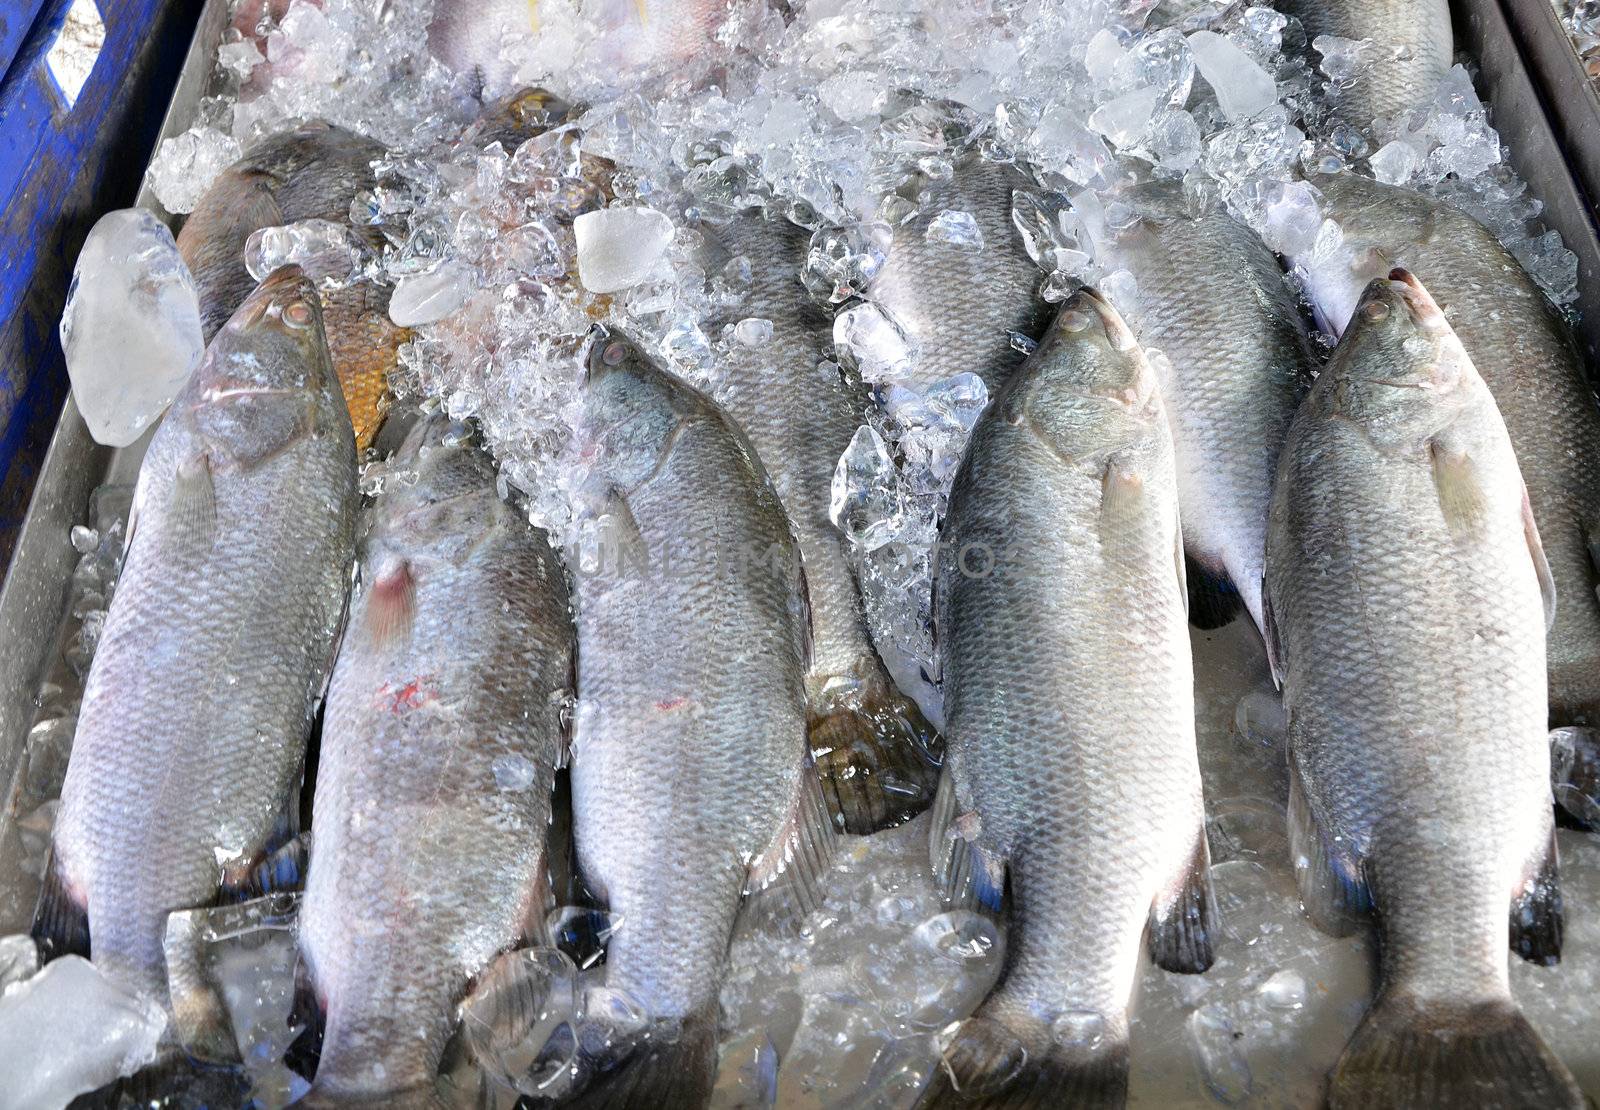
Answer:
(1278, 0, 1453, 124)
(1102, 188, 1310, 635)
(568, 331, 833, 1106)
(1292, 173, 1600, 731)
(926, 288, 1213, 1107)
(1263, 271, 1581, 1108)
(296, 415, 574, 1105)
(868, 156, 1050, 393)
(705, 213, 939, 835)
(39, 268, 357, 1025)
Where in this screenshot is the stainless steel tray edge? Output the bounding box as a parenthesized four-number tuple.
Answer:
(0, 0, 229, 931)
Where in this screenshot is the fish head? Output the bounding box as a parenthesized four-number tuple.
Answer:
(1329, 269, 1483, 433)
(1006, 287, 1164, 460)
(579, 328, 694, 492)
(1292, 174, 1436, 336)
(460, 87, 581, 150)
(184, 265, 347, 462)
(366, 415, 501, 562)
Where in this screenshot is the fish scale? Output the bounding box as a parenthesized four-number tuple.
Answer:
(1105, 195, 1310, 635)
(1278, 0, 1453, 123)
(298, 416, 574, 1103)
(44, 269, 357, 1015)
(1297, 173, 1600, 728)
(870, 157, 1049, 393)
(1265, 272, 1582, 1108)
(925, 288, 1211, 1107)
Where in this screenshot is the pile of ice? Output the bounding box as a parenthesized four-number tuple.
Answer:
(1557, 0, 1600, 78)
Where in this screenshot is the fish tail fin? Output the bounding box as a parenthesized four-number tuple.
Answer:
(920, 1015, 1128, 1109)
(572, 1007, 718, 1109)
(808, 668, 942, 834)
(1328, 992, 1584, 1110)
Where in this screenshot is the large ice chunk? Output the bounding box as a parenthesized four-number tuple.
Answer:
(0, 955, 166, 1110)
(389, 259, 475, 327)
(60, 208, 205, 447)
(1188, 31, 1277, 122)
(573, 207, 675, 294)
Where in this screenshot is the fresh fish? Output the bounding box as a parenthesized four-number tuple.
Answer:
(705, 213, 939, 835)
(569, 330, 833, 1106)
(1278, 0, 1453, 124)
(36, 268, 357, 1033)
(296, 416, 574, 1105)
(1263, 270, 1581, 1108)
(926, 288, 1214, 1107)
(177, 122, 404, 449)
(868, 156, 1050, 393)
(1101, 187, 1311, 635)
(1292, 173, 1600, 733)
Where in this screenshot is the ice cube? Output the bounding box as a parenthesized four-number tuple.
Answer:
(1258, 969, 1307, 1009)
(830, 426, 905, 551)
(1187, 1003, 1253, 1103)
(59, 208, 204, 447)
(0, 955, 167, 1110)
(818, 71, 888, 123)
(802, 222, 892, 304)
(924, 210, 985, 249)
(389, 259, 475, 327)
(1088, 85, 1161, 147)
(1188, 31, 1278, 122)
(573, 207, 675, 294)
(732, 318, 774, 347)
(1260, 180, 1324, 256)
(1147, 109, 1204, 172)
(244, 218, 371, 289)
(1369, 139, 1420, 185)
(1312, 34, 1374, 82)
(492, 753, 538, 792)
(1085, 28, 1127, 83)
(145, 126, 242, 216)
(1119, 28, 1196, 107)
(0, 935, 39, 992)
(833, 302, 916, 383)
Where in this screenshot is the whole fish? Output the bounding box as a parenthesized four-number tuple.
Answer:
(177, 122, 404, 449)
(705, 213, 939, 834)
(1292, 172, 1600, 732)
(569, 330, 833, 1106)
(297, 416, 574, 1105)
(1263, 270, 1581, 1108)
(1101, 187, 1310, 634)
(868, 156, 1050, 393)
(1278, 0, 1453, 124)
(37, 268, 356, 1025)
(926, 288, 1214, 1107)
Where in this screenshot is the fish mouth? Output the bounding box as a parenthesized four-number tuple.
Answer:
(1059, 285, 1139, 353)
(1386, 267, 1449, 330)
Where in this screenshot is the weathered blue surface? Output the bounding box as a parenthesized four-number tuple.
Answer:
(0, 0, 205, 568)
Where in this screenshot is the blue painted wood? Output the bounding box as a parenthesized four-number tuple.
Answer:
(0, 0, 52, 86)
(0, 0, 205, 564)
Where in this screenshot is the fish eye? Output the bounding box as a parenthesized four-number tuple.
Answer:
(602, 342, 628, 366)
(283, 301, 314, 328)
(1059, 309, 1092, 334)
(1362, 301, 1390, 322)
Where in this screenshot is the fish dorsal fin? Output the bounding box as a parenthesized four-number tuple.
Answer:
(927, 771, 1005, 912)
(1147, 824, 1218, 974)
(1287, 756, 1370, 935)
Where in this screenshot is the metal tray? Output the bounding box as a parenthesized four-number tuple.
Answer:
(0, 0, 1597, 1099)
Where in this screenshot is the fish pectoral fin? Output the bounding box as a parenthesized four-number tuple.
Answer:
(1186, 558, 1244, 631)
(1287, 756, 1370, 936)
(364, 558, 417, 646)
(742, 762, 838, 932)
(31, 852, 90, 961)
(1510, 828, 1564, 966)
(1550, 725, 1600, 828)
(1521, 483, 1556, 632)
(1174, 524, 1189, 621)
(1097, 457, 1148, 542)
(221, 832, 312, 899)
(927, 772, 1006, 912)
(1429, 439, 1490, 541)
(172, 451, 218, 548)
(1147, 825, 1217, 974)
